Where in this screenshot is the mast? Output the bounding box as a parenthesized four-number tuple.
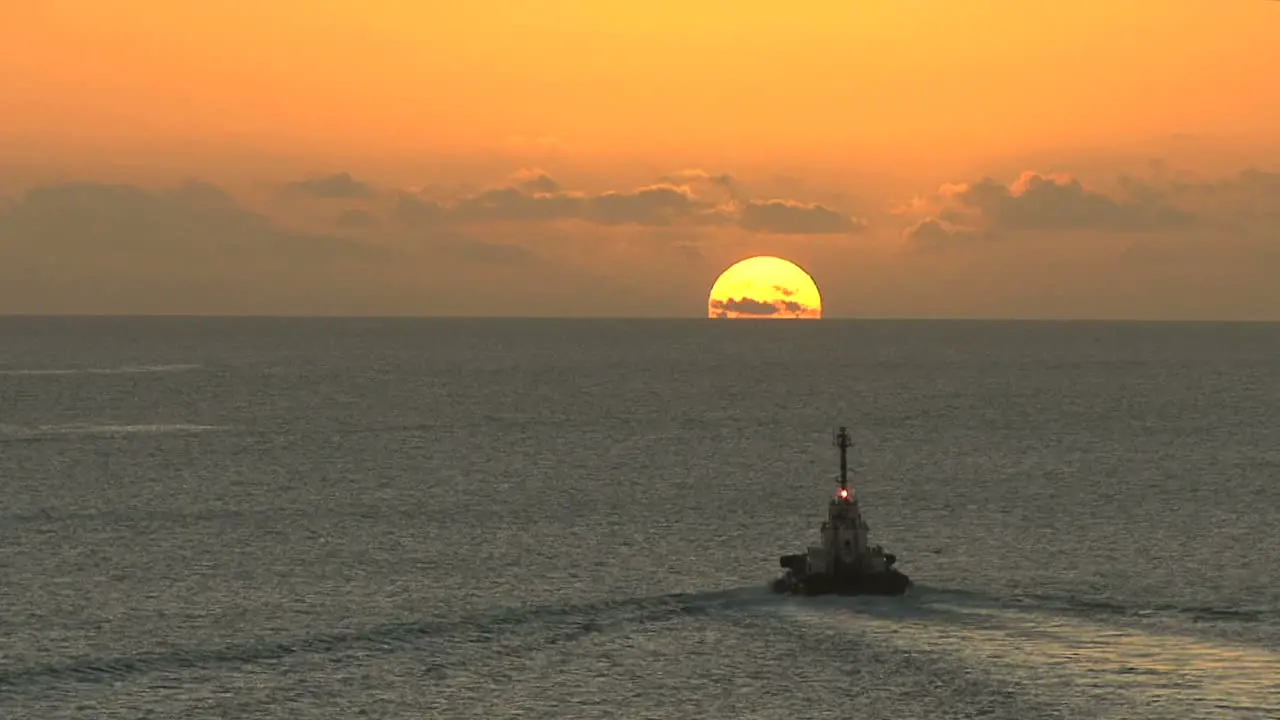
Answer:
(833, 426, 852, 493)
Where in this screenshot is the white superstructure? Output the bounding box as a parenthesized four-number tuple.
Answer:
(804, 483, 894, 576)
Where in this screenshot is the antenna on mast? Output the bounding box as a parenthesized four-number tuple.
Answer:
(833, 426, 853, 496)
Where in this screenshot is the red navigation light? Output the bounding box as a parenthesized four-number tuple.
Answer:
(838, 488, 849, 499)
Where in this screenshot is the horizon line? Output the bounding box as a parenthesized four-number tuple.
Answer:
(1, 314, 1278, 324)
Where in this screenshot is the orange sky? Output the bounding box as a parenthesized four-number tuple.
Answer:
(5, 1, 1278, 163)
(2, 1, 1278, 318)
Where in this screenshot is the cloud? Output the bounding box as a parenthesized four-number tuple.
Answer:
(1161, 168, 1280, 224)
(284, 172, 376, 199)
(661, 169, 735, 186)
(450, 186, 590, 223)
(738, 199, 867, 234)
(587, 185, 709, 226)
(409, 181, 714, 227)
(710, 297, 780, 316)
(393, 193, 446, 226)
(658, 169, 739, 198)
(709, 296, 816, 318)
(508, 168, 560, 194)
(383, 172, 866, 234)
(903, 217, 983, 246)
(911, 171, 1196, 236)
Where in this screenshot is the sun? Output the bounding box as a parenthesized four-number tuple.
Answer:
(708, 256, 822, 319)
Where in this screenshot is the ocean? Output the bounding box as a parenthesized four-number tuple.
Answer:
(1, 317, 1277, 719)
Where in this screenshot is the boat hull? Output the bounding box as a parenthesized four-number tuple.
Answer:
(771, 553, 911, 596)
(770, 568, 912, 596)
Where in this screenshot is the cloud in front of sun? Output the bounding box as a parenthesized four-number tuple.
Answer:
(708, 256, 822, 319)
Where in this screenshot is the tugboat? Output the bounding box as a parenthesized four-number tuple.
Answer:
(771, 426, 912, 596)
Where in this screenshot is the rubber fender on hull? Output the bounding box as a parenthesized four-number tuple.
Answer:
(779, 554, 807, 573)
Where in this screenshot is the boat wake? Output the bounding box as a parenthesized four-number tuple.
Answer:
(0, 586, 775, 696)
(906, 584, 1275, 625)
(0, 423, 228, 443)
(773, 584, 1280, 718)
(0, 364, 201, 377)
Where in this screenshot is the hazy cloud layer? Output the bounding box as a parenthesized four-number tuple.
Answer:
(3, 162, 1279, 317)
(333, 208, 382, 229)
(0, 175, 690, 314)
(0, 180, 413, 313)
(349, 169, 868, 235)
(879, 164, 1280, 319)
(284, 172, 377, 199)
(903, 170, 1205, 245)
(1161, 169, 1280, 225)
